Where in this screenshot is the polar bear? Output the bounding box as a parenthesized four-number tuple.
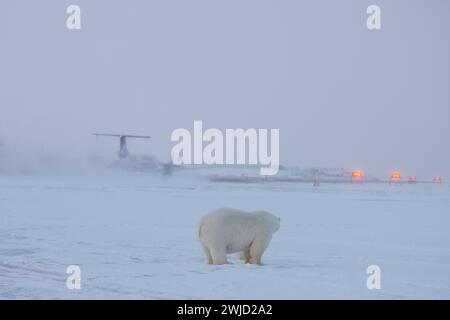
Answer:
(198, 208, 280, 265)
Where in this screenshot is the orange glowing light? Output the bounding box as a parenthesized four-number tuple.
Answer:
(352, 171, 363, 178)
(391, 172, 401, 180)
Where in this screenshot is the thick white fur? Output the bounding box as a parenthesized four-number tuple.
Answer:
(198, 208, 280, 265)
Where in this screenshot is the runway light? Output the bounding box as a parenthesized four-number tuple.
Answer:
(352, 170, 363, 178)
(390, 172, 401, 180)
(434, 176, 442, 183)
(408, 175, 417, 182)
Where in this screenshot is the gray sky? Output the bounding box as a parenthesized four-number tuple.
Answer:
(1, 0, 449, 178)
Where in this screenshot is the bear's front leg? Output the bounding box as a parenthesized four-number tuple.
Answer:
(243, 249, 251, 264)
(249, 234, 271, 265)
(237, 250, 252, 263)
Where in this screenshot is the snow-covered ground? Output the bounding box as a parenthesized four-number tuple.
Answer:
(1, 167, 449, 299)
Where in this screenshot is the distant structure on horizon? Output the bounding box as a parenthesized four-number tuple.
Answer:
(93, 133, 150, 159)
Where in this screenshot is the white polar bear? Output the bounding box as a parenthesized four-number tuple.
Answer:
(198, 208, 280, 265)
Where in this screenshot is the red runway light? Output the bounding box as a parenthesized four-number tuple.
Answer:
(434, 176, 442, 183)
(409, 175, 417, 182)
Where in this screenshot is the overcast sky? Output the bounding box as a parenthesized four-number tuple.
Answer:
(0, 0, 449, 178)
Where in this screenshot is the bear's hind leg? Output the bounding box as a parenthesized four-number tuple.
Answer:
(210, 246, 228, 265)
(201, 244, 213, 264)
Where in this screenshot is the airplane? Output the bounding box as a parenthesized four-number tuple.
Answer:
(93, 133, 150, 159)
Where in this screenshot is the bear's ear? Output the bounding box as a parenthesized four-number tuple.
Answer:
(278, 217, 281, 222)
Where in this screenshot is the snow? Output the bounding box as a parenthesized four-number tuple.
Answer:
(1, 168, 449, 299)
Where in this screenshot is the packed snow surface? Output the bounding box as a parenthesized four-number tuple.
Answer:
(1, 168, 449, 299)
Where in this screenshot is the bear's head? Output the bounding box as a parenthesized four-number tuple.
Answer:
(258, 210, 280, 234)
(273, 216, 281, 233)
